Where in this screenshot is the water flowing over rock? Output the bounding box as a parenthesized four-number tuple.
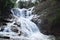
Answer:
(0, 7, 55, 40)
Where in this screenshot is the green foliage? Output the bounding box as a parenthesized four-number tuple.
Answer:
(18, 1, 39, 8)
(0, 0, 16, 19)
(54, 9, 60, 24)
(18, 1, 24, 8)
(0, 0, 15, 10)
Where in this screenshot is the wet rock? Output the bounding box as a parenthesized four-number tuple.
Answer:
(14, 22, 21, 27)
(0, 36, 10, 39)
(11, 26, 19, 33)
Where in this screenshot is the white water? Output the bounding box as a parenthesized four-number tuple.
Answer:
(0, 7, 55, 40)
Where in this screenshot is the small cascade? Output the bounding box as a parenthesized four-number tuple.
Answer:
(0, 7, 55, 40)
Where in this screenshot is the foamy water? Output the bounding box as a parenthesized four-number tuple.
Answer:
(0, 7, 55, 40)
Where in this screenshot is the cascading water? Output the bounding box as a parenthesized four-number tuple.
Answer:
(0, 7, 55, 40)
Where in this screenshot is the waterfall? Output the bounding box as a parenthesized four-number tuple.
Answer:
(0, 7, 55, 40)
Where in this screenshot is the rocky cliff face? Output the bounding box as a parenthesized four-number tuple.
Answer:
(33, 0, 60, 36)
